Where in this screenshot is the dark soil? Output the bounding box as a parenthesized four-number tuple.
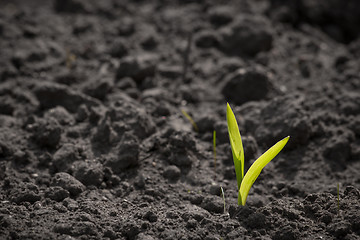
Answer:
(1, 0, 360, 239)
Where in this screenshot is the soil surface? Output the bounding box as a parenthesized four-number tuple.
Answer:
(1, 0, 360, 239)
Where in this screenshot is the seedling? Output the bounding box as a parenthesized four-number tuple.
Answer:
(213, 130, 217, 174)
(181, 109, 199, 132)
(226, 103, 290, 206)
(220, 186, 226, 214)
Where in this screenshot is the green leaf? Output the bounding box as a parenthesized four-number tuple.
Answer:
(226, 103, 244, 190)
(239, 136, 290, 205)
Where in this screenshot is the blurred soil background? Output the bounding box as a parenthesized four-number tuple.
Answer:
(0, 0, 359, 239)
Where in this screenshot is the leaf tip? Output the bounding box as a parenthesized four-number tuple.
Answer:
(226, 102, 231, 111)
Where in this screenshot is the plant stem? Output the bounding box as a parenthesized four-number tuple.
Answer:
(238, 191, 242, 206)
(221, 187, 226, 214)
(181, 109, 198, 132)
(213, 130, 217, 175)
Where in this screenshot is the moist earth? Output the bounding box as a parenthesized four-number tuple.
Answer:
(0, 0, 360, 239)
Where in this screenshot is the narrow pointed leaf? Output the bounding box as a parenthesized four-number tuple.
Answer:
(239, 136, 290, 205)
(226, 103, 245, 189)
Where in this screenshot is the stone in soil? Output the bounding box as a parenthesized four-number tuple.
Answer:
(51, 172, 86, 197)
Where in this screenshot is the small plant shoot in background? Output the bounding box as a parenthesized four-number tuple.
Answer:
(226, 103, 290, 206)
(181, 109, 199, 132)
(213, 130, 217, 174)
(220, 186, 226, 214)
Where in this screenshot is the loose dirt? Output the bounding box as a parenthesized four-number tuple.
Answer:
(0, 0, 359, 239)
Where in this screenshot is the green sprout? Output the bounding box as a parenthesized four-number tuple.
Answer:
(181, 109, 199, 132)
(213, 130, 217, 174)
(226, 103, 290, 206)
